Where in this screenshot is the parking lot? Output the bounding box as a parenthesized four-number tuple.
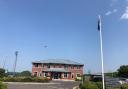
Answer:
(7, 81, 80, 89)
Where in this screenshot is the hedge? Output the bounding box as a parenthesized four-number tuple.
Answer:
(80, 81, 99, 89)
(0, 77, 50, 83)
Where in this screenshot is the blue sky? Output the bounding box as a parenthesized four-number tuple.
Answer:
(0, 0, 128, 73)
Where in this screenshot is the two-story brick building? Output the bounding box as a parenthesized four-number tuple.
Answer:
(32, 59, 84, 80)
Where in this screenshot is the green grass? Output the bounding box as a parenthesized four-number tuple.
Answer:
(0, 81, 7, 89)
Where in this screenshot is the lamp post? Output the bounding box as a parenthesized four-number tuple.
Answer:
(13, 51, 18, 77)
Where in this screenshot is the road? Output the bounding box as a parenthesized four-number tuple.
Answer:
(7, 81, 80, 89)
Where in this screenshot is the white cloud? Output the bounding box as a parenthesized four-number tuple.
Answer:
(121, 6, 128, 20)
(105, 11, 112, 16)
(105, 9, 118, 16)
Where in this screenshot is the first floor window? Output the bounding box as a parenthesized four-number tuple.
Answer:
(53, 65, 56, 68)
(35, 64, 38, 67)
(59, 65, 61, 68)
(64, 65, 68, 69)
(47, 65, 50, 68)
(71, 66, 74, 69)
(42, 64, 44, 68)
(64, 73, 68, 78)
(76, 66, 80, 69)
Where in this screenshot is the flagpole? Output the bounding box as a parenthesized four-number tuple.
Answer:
(99, 15, 105, 89)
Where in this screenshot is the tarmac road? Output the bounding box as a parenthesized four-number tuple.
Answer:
(7, 81, 80, 89)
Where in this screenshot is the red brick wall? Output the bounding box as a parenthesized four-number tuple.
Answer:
(32, 63, 84, 80)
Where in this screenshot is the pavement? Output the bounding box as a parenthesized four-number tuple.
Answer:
(6, 81, 81, 89)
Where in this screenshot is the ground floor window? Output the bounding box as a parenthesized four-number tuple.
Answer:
(39, 73, 42, 77)
(34, 72, 38, 77)
(44, 72, 48, 77)
(76, 73, 81, 77)
(64, 73, 68, 78)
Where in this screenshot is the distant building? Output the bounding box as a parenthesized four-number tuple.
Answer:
(84, 74, 102, 81)
(32, 59, 84, 80)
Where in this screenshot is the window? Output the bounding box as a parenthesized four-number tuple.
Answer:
(54, 65, 56, 68)
(39, 73, 42, 77)
(47, 64, 50, 68)
(35, 64, 38, 67)
(42, 64, 44, 68)
(64, 65, 68, 69)
(76, 66, 80, 69)
(59, 65, 61, 68)
(44, 72, 48, 77)
(34, 72, 37, 77)
(76, 74, 81, 77)
(71, 66, 74, 69)
(64, 73, 68, 78)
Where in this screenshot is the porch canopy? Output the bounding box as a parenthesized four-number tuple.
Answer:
(42, 68, 70, 73)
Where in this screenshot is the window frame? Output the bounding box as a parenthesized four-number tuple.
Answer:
(64, 73, 68, 78)
(47, 64, 50, 68)
(64, 65, 68, 69)
(44, 72, 48, 77)
(76, 66, 80, 69)
(34, 63, 38, 67)
(71, 65, 74, 69)
(76, 73, 81, 77)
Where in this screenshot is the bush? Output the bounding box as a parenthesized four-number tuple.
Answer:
(80, 81, 99, 89)
(75, 78, 82, 81)
(121, 84, 128, 89)
(0, 81, 7, 89)
(2, 77, 17, 82)
(19, 71, 31, 77)
(0, 69, 6, 78)
(0, 77, 50, 83)
(95, 82, 102, 89)
(20, 77, 33, 82)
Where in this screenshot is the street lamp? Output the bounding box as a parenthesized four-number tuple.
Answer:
(13, 51, 18, 77)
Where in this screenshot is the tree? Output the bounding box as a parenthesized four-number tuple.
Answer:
(105, 72, 118, 77)
(118, 65, 128, 78)
(0, 68, 6, 78)
(20, 71, 31, 77)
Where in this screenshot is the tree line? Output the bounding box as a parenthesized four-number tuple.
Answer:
(0, 68, 31, 78)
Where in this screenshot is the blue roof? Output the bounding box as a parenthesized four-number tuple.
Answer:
(32, 59, 84, 66)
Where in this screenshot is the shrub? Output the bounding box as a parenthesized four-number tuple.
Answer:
(34, 77, 50, 83)
(0, 77, 50, 83)
(0, 69, 6, 78)
(0, 81, 7, 89)
(121, 84, 128, 89)
(2, 77, 17, 82)
(95, 82, 102, 89)
(20, 77, 33, 82)
(19, 71, 31, 77)
(80, 81, 99, 89)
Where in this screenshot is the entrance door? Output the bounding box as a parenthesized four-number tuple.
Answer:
(53, 72, 61, 79)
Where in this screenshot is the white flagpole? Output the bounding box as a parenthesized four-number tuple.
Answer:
(99, 15, 105, 89)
